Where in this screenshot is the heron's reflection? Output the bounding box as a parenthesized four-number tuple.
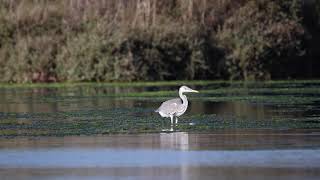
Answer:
(160, 132, 189, 150)
(160, 132, 191, 180)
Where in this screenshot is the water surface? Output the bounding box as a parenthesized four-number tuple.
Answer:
(0, 81, 320, 179)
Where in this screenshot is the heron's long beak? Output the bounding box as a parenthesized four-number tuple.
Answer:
(184, 86, 199, 93)
(190, 89, 199, 93)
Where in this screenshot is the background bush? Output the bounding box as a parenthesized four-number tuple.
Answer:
(0, 0, 318, 82)
(216, 0, 305, 80)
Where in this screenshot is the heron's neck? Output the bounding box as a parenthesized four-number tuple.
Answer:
(179, 91, 188, 106)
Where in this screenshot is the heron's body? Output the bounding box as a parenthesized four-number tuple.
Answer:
(156, 98, 188, 118)
(155, 86, 198, 124)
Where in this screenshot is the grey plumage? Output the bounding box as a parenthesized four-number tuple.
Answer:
(155, 86, 199, 125)
(155, 98, 184, 116)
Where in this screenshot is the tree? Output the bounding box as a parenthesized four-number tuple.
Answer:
(217, 0, 305, 80)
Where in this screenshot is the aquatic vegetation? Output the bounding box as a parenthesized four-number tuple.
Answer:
(0, 80, 320, 136)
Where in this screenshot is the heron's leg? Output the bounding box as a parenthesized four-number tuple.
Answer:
(170, 124, 174, 131)
(175, 117, 178, 124)
(170, 116, 173, 124)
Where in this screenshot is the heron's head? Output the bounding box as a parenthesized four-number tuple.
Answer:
(179, 86, 199, 93)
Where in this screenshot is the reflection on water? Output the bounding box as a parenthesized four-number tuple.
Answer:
(0, 87, 141, 113)
(160, 132, 189, 150)
(0, 132, 320, 180)
(0, 83, 320, 179)
(1, 148, 320, 168)
(0, 84, 318, 124)
(1, 166, 320, 180)
(1, 130, 320, 150)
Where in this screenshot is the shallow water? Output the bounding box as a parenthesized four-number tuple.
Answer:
(0, 81, 320, 179)
(1, 132, 320, 180)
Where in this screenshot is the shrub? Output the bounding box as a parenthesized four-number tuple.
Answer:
(57, 23, 221, 81)
(0, 0, 317, 82)
(113, 24, 222, 81)
(216, 0, 305, 80)
(56, 26, 115, 82)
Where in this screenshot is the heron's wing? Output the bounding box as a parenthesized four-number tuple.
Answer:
(156, 98, 183, 115)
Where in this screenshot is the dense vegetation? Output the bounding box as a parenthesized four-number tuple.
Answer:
(0, 0, 319, 83)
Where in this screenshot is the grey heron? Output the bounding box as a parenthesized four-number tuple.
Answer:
(155, 86, 199, 125)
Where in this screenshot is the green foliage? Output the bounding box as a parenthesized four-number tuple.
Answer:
(57, 30, 115, 82)
(216, 0, 305, 80)
(0, 1, 64, 82)
(114, 25, 220, 81)
(56, 22, 221, 82)
(0, 0, 316, 82)
(0, 14, 15, 47)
